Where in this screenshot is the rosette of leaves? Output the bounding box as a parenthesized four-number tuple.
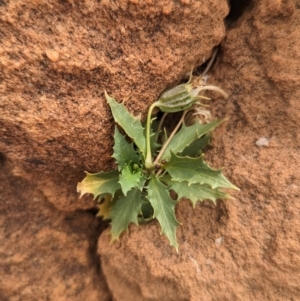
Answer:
(77, 80, 238, 251)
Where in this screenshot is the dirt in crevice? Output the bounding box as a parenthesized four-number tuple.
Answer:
(225, 0, 253, 26)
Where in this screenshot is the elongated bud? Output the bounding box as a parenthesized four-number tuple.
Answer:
(155, 80, 227, 114)
(155, 83, 199, 113)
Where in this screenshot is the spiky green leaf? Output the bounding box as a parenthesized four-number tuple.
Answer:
(105, 92, 146, 155)
(119, 164, 145, 195)
(77, 170, 120, 199)
(147, 176, 180, 251)
(181, 133, 211, 157)
(169, 180, 231, 207)
(164, 152, 239, 190)
(112, 127, 141, 170)
(160, 120, 224, 161)
(109, 188, 143, 240)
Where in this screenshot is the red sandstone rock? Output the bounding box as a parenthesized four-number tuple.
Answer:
(0, 0, 228, 299)
(98, 0, 300, 300)
(3, 0, 300, 299)
(0, 160, 111, 301)
(0, 0, 227, 210)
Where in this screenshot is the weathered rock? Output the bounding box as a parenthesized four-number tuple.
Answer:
(0, 0, 228, 210)
(0, 158, 111, 301)
(98, 0, 300, 300)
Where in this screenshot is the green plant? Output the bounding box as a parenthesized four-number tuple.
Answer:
(77, 75, 238, 251)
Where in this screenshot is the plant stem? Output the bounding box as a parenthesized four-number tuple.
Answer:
(145, 102, 158, 169)
(202, 47, 218, 76)
(153, 110, 188, 165)
(155, 168, 164, 177)
(157, 112, 168, 136)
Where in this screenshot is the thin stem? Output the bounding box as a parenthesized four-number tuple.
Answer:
(153, 110, 188, 165)
(157, 112, 168, 136)
(155, 168, 166, 177)
(202, 47, 218, 76)
(145, 102, 158, 169)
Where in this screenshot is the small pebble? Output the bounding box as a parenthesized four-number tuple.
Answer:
(256, 137, 269, 147)
(215, 237, 224, 245)
(45, 49, 60, 62)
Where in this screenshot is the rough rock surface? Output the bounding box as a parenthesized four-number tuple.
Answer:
(1, 0, 229, 300)
(0, 0, 228, 210)
(0, 159, 111, 301)
(99, 0, 300, 300)
(2, 0, 300, 300)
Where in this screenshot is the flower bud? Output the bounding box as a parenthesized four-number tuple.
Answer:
(155, 83, 198, 113)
